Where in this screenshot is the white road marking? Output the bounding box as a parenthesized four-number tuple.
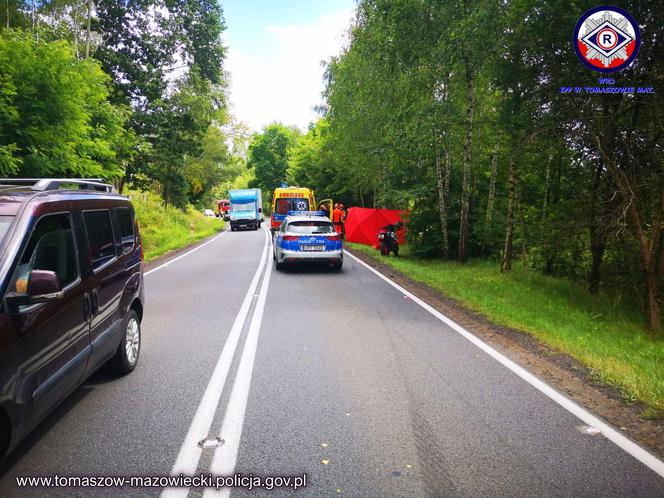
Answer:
(145, 229, 228, 276)
(344, 249, 664, 479)
(161, 228, 269, 498)
(204, 230, 274, 498)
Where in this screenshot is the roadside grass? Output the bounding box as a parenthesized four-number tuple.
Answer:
(130, 191, 224, 261)
(347, 242, 664, 414)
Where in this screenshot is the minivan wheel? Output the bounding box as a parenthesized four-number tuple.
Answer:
(111, 310, 141, 374)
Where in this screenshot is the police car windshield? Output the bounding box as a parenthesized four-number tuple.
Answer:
(287, 221, 334, 234)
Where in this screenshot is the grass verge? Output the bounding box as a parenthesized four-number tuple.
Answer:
(130, 191, 224, 261)
(347, 242, 664, 414)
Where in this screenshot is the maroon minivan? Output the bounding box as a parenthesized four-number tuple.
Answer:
(0, 179, 145, 460)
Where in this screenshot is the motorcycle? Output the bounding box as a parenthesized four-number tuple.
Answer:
(377, 222, 401, 257)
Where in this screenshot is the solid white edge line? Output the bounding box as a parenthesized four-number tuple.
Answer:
(145, 228, 228, 276)
(343, 249, 664, 479)
(204, 229, 274, 498)
(161, 228, 269, 498)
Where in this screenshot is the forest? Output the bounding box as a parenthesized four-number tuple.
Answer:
(1, 1, 662, 335)
(0, 0, 246, 209)
(249, 0, 663, 335)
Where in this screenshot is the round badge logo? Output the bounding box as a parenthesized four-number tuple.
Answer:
(574, 6, 640, 73)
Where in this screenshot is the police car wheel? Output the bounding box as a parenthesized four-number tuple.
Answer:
(333, 261, 342, 271)
(275, 261, 284, 271)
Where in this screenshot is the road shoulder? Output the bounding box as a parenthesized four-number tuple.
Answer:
(143, 228, 227, 272)
(346, 247, 664, 460)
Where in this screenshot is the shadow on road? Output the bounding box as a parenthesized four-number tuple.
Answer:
(275, 263, 345, 275)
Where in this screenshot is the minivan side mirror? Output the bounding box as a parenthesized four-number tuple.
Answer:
(28, 270, 62, 298)
(5, 270, 63, 310)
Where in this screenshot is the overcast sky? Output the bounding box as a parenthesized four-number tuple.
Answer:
(222, 0, 355, 133)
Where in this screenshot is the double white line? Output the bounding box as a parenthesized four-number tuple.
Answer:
(162, 228, 273, 498)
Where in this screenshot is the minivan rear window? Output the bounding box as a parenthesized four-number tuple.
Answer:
(84, 210, 116, 270)
(115, 207, 135, 254)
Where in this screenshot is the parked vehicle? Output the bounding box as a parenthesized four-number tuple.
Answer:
(204, 209, 216, 218)
(377, 222, 401, 257)
(229, 189, 263, 231)
(270, 186, 316, 233)
(273, 211, 342, 271)
(0, 178, 145, 461)
(216, 199, 230, 220)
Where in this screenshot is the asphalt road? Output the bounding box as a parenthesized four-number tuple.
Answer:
(0, 227, 663, 497)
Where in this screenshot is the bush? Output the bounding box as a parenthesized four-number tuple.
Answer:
(129, 190, 223, 261)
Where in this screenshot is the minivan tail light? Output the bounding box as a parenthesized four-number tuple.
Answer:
(282, 235, 299, 241)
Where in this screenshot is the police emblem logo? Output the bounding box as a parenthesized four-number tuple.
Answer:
(574, 6, 640, 73)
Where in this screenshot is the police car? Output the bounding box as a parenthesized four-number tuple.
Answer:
(273, 212, 343, 271)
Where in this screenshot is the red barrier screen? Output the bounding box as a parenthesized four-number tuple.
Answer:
(344, 207, 408, 248)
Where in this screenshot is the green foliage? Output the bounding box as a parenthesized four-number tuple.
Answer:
(131, 190, 223, 261)
(348, 243, 664, 411)
(151, 67, 226, 208)
(320, 0, 663, 330)
(247, 123, 299, 199)
(167, 0, 226, 85)
(0, 30, 132, 179)
(93, 0, 230, 207)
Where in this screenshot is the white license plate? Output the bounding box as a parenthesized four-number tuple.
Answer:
(301, 245, 324, 251)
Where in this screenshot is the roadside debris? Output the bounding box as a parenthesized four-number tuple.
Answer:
(578, 425, 601, 436)
(198, 437, 224, 449)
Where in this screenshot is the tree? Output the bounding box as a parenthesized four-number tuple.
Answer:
(151, 67, 225, 207)
(247, 124, 298, 198)
(94, 0, 227, 205)
(0, 29, 132, 179)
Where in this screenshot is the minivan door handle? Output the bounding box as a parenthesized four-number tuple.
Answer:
(91, 290, 99, 316)
(83, 293, 91, 320)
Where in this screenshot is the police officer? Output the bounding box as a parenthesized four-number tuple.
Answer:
(332, 203, 343, 234)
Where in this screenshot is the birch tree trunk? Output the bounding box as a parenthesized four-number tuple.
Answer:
(486, 139, 498, 224)
(517, 190, 529, 271)
(435, 146, 449, 260)
(85, 0, 92, 58)
(501, 155, 517, 272)
(458, 59, 474, 263)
